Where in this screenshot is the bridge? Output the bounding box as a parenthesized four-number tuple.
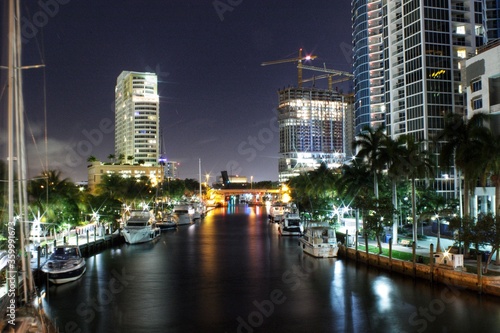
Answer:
(208, 188, 281, 205)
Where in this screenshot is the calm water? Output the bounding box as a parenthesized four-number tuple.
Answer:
(42, 205, 500, 333)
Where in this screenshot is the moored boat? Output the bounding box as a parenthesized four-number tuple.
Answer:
(41, 245, 86, 284)
(299, 222, 339, 258)
(278, 203, 302, 236)
(122, 210, 161, 244)
(156, 213, 178, 230)
(173, 203, 194, 225)
(268, 202, 286, 223)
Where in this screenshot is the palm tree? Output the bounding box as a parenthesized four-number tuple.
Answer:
(98, 174, 125, 200)
(87, 155, 98, 163)
(288, 163, 336, 217)
(396, 135, 435, 246)
(336, 158, 373, 246)
(440, 112, 490, 217)
(107, 154, 116, 164)
(29, 170, 80, 229)
(384, 135, 406, 245)
(353, 125, 388, 199)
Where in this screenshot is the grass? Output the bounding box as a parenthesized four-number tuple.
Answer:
(355, 244, 500, 276)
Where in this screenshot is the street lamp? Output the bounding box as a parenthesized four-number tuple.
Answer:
(205, 173, 210, 186)
(251, 176, 253, 189)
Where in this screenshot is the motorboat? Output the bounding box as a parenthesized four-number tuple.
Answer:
(122, 210, 161, 244)
(268, 202, 286, 223)
(173, 203, 194, 225)
(41, 245, 86, 284)
(191, 202, 206, 220)
(156, 213, 178, 230)
(278, 204, 302, 236)
(299, 222, 339, 258)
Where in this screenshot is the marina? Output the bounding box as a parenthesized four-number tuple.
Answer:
(36, 206, 500, 333)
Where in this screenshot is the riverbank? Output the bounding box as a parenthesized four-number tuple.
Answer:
(338, 238, 500, 297)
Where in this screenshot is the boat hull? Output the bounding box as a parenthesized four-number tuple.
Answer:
(45, 264, 87, 284)
(279, 226, 302, 236)
(299, 239, 339, 258)
(157, 221, 177, 230)
(175, 213, 192, 225)
(122, 227, 161, 244)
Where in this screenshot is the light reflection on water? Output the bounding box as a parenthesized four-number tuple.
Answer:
(42, 206, 500, 333)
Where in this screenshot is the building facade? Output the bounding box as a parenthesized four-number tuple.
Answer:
(277, 87, 348, 182)
(352, 0, 386, 135)
(87, 162, 163, 194)
(465, 40, 500, 133)
(352, 0, 496, 198)
(115, 71, 160, 166)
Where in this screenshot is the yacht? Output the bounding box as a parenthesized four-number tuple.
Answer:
(278, 204, 302, 236)
(156, 213, 178, 230)
(191, 202, 206, 220)
(299, 222, 339, 258)
(268, 202, 286, 223)
(41, 245, 86, 284)
(122, 210, 161, 244)
(173, 203, 194, 225)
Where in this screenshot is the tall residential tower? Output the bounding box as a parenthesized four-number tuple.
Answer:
(115, 71, 160, 166)
(352, 0, 495, 198)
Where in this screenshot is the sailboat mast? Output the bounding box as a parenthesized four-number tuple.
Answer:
(198, 158, 202, 200)
(7, 0, 33, 303)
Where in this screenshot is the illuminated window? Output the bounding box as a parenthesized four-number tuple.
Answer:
(456, 26, 466, 34)
(457, 49, 466, 58)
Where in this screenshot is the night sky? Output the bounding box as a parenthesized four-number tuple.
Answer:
(1, 0, 352, 183)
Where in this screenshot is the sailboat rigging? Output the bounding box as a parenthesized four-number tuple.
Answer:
(1, 1, 54, 330)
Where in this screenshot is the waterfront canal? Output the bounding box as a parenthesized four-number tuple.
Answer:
(42, 205, 500, 333)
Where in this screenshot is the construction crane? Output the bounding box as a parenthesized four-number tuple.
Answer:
(300, 64, 354, 91)
(261, 49, 317, 88)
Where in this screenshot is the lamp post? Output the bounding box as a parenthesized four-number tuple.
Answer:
(251, 176, 253, 189)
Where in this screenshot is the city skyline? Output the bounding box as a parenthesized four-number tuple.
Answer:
(0, 1, 353, 183)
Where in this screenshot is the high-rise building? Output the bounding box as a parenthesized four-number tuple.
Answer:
(277, 87, 349, 182)
(352, 0, 494, 198)
(115, 71, 160, 166)
(483, 0, 500, 42)
(352, 0, 385, 135)
(465, 40, 500, 132)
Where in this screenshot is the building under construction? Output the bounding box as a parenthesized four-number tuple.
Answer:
(277, 87, 353, 182)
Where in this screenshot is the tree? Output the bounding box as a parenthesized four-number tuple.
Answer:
(108, 154, 116, 164)
(474, 214, 500, 273)
(336, 158, 373, 243)
(440, 112, 490, 217)
(87, 155, 97, 163)
(449, 215, 475, 258)
(288, 163, 336, 218)
(353, 125, 388, 199)
(359, 196, 395, 254)
(118, 153, 125, 164)
(97, 174, 125, 200)
(396, 135, 434, 246)
(28, 170, 81, 228)
(417, 187, 447, 251)
(384, 134, 407, 245)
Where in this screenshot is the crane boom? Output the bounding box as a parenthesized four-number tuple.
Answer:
(299, 64, 353, 77)
(261, 49, 317, 87)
